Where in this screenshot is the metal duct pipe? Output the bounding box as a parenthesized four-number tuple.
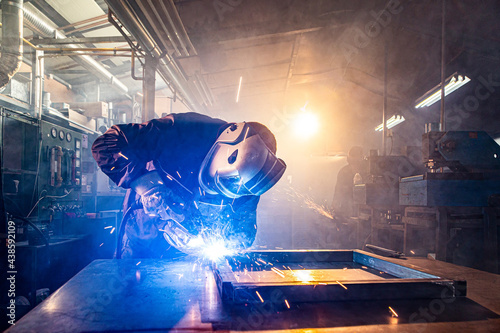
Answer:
(0, 0, 23, 89)
(106, 0, 204, 113)
(22, 5, 129, 96)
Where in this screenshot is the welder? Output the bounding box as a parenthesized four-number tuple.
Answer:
(92, 112, 286, 259)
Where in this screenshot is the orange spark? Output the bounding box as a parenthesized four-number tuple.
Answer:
(256, 291, 264, 303)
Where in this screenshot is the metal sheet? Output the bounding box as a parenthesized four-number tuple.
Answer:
(6, 259, 213, 333)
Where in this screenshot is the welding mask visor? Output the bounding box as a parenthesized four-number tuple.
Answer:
(199, 122, 286, 198)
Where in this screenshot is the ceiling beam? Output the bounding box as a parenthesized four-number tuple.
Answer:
(33, 36, 133, 45)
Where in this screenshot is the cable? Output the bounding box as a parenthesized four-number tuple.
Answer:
(115, 202, 141, 259)
(27, 189, 74, 217)
(30, 134, 43, 212)
(10, 215, 49, 248)
(27, 190, 47, 217)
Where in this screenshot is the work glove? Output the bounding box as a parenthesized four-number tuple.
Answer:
(160, 219, 201, 254)
(130, 171, 184, 223)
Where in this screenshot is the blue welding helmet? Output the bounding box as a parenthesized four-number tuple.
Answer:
(198, 122, 286, 198)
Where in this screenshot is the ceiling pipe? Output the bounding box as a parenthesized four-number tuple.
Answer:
(0, 0, 24, 89)
(106, 0, 205, 113)
(22, 5, 130, 97)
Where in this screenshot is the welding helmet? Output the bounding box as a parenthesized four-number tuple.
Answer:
(198, 122, 286, 198)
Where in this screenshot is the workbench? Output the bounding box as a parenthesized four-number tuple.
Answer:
(6, 255, 500, 332)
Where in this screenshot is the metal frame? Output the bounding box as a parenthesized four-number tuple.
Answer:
(213, 250, 466, 304)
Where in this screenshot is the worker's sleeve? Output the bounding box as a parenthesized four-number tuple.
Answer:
(225, 195, 260, 248)
(91, 117, 174, 188)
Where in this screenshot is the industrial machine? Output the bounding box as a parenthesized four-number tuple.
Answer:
(351, 148, 424, 252)
(354, 148, 424, 209)
(400, 129, 500, 207)
(1, 105, 124, 306)
(398, 127, 500, 272)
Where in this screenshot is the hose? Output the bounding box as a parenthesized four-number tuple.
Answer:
(115, 202, 141, 259)
(9, 215, 50, 248)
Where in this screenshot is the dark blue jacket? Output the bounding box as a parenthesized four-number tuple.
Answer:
(92, 112, 259, 255)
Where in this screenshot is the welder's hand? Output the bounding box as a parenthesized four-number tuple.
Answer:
(131, 171, 185, 222)
(160, 219, 200, 254)
(140, 188, 168, 219)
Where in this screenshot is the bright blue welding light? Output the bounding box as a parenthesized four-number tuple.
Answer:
(201, 239, 236, 262)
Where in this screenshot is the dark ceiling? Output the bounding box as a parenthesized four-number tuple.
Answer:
(177, 0, 500, 149)
(26, 0, 500, 155)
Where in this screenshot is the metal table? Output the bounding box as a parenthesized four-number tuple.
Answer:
(6, 255, 500, 332)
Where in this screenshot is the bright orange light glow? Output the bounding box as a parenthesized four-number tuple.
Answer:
(294, 111, 319, 138)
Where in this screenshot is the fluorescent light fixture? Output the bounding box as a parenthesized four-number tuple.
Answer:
(236, 76, 242, 103)
(415, 73, 470, 108)
(375, 115, 405, 131)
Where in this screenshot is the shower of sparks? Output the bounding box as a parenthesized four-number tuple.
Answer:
(255, 291, 264, 303)
(99, 243, 104, 247)
(193, 201, 198, 209)
(271, 267, 285, 278)
(176, 171, 181, 178)
(118, 152, 128, 160)
(167, 174, 173, 181)
(282, 186, 335, 220)
(336, 281, 348, 290)
(285, 299, 290, 308)
(389, 306, 399, 317)
(136, 261, 141, 266)
(257, 258, 268, 265)
(410, 250, 415, 254)
(104, 226, 112, 229)
(110, 227, 116, 234)
(111, 166, 115, 170)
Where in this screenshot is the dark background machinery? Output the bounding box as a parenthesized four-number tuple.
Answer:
(0, 104, 123, 309)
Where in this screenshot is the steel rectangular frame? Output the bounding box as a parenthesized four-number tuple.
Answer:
(213, 250, 466, 304)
